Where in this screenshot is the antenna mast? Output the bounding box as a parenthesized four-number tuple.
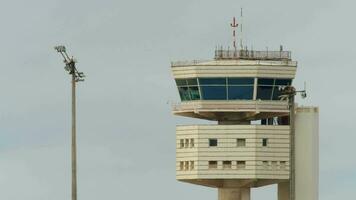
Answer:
(230, 17, 239, 51)
(240, 8, 244, 49)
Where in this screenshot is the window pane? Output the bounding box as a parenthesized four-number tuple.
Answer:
(258, 78, 274, 85)
(228, 78, 254, 85)
(237, 139, 246, 147)
(189, 86, 200, 100)
(208, 161, 218, 169)
(187, 78, 198, 85)
(209, 139, 218, 147)
(228, 86, 253, 100)
(272, 86, 283, 100)
(257, 86, 273, 100)
(275, 79, 292, 86)
(200, 86, 227, 100)
(178, 87, 191, 101)
(199, 78, 226, 85)
(175, 79, 187, 86)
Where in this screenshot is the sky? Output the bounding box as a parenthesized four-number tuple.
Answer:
(0, 0, 355, 199)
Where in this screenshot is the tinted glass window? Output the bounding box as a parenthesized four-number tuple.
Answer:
(272, 86, 283, 100)
(258, 78, 274, 85)
(228, 78, 254, 85)
(200, 86, 227, 100)
(189, 86, 200, 100)
(175, 79, 187, 86)
(187, 78, 198, 85)
(178, 87, 190, 101)
(199, 78, 226, 85)
(257, 86, 273, 100)
(228, 86, 253, 100)
(275, 79, 292, 85)
(209, 139, 218, 147)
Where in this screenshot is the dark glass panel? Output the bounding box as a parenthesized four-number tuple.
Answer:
(200, 86, 227, 100)
(189, 86, 200, 100)
(209, 139, 218, 147)
(228, 86, 254, 100)
(178, 87, 190, 101)
(199, 78, 226, 85)
(272, 86, 283, 100)
(187, 78, 198, 85)
(257, 86, 273, 100)
(275, 79, 292, 86)
(228, 78, 254, 85)
(258, 78, 274, 85)
(175, 79, 187, 86)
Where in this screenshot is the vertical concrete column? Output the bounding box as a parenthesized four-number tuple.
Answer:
(218, 188, 250, 200)
(278, 181, 290, 200)
(295, 107, 319, 200)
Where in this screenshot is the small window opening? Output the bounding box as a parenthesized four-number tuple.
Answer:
(223, 161, 232, 169)
(209, 139, 218, 147)
(236, 161, 246, 169)
(262, 138, 268, 147)
(190, 161, 194, 170)
(180, 161, 184, 170)
(180, 139, 184, 148)
(280, 161, 286, 169)
(208, 161, 218, 169)
(237, 139, 246, 147)
(190, 139, 194, 148)
(185, 139, 189, 148)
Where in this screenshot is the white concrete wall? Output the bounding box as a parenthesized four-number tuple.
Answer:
(295, 107, 319, 200)
(176, 125, 290, 180)
(172, 60, 297, 79)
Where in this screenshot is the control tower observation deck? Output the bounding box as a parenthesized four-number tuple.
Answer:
(170, 49, 319, 200)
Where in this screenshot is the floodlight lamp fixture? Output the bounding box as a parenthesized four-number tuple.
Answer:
(54, 45, 66, 53)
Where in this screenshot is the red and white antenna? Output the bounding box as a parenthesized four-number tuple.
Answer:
(230, 17, 239, 50)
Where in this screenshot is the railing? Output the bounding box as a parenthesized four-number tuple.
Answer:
(215, 50, 291, 60)
(171, 59, 212, 67)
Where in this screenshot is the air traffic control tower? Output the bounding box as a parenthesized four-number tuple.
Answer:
(170, 46, 319, 200)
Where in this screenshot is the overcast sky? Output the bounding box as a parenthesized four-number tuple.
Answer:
(0, 0, 355, 199)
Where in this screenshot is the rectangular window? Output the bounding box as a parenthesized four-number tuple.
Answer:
(180, 139, 184, 148)
(236, 161, 246, 169)
(208, 161, 218, 169)
(175, 79, 187, 86)
(184, 161, 189, 170)
(280, 161, 286, 169)
(185, 139, 189, 148)
(237, 139, 246, 147)
(228, 86, 254, 100)
(272, 161, 278, 169)
(262, 161, 269, 169)
(209, 139, 218, 147)
(190, 161, 195, 170)
(178, 86, 191, 101)
(190, 139, 194, 148)
(223, 161, 232, 169)
(262, 138, 268, 147)
(200, 86, 227, 100)
(180, 161, 184, 170)
(188, 86, 200, 100)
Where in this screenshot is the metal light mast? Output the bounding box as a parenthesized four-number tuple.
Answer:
(54, 46, 85, 200)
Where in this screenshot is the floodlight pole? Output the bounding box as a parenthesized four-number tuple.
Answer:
(71, 69, 77, 200)
(54, 46, 84, 200)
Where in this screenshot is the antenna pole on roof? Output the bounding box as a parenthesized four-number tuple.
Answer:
(230, 17, 239, 51)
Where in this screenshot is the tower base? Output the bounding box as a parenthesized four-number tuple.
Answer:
(218, 188, 250, 200)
